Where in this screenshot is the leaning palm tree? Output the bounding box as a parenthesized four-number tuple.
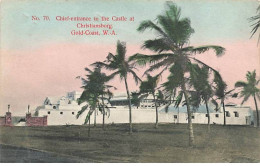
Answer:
(249, 5, 260, 43)
(129, 2, 225, 146)
(189, 64, 213, 131)
(139, 74, 160, 128)
(92, 41, 141, 133)
(77, 67, 114, 134)
(212, 72, 237, 126)
(235, 70, 260, 127)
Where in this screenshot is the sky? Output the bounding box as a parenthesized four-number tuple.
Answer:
(0, 0, 259, 115)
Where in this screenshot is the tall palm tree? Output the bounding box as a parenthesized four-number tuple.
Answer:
(249, 5, 260, 43)
(93, 68, 115, 130)
(92, 41, 141, 133)
(77, 74, 99, 136)
(212, 72, 237, 126)
(189, 64, 213, 131)
(235, 70, 260, 127)
(129, 2, 225, 146)
(77, 67, 114, 134)
(139, 74, 160, 128)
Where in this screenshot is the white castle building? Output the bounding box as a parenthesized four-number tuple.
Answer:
(35, 91, 254, 126)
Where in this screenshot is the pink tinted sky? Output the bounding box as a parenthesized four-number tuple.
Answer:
(0, 41, 259, 115)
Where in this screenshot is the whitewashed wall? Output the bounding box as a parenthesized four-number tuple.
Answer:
(37, 105, 253, 126)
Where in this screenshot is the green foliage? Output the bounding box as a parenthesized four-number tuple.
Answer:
(249, 5, 260, 43)
(84, 110, 94, 125)
(130, 3, 226, 105)
(77, 66, 114, 121)
(92, 41, 141, 84)
(139, 74, 160, 95)
(131, 92, 141, 107)
(189, 64, 213, 104)
(235, 70, 260, 104)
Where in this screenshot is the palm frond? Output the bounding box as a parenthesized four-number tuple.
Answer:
(211, 99, 220, 112)
(83, 110, 94, 125)
(191, 45, 226, 57)
(191, 57, 218, 74)
(144, 58, 172, 75)
(235, 81, 247, 88)
(116, 41, 127, 60)
(241, 93, 251, 105)
(129, 69, 141, 85)
(129, 53, 175, 66)
(76, 105, 88, 119)
(84, 67, 93, 73)
(137, 20, 168, 37)
(142, 38, 172, 53)
(91, 61, 116, 71)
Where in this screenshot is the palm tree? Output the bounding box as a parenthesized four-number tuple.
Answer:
(189, 64, 213, 131)
(77, 67, 114, 134)
(212, 72, 237, 126)
(139, 74, 160, 128)
(100, 88, 114, 130)
(92, 41, 141, 133)
(129, 2, 225, 146)
(249, 5, 260, 43)
(235, 70, 260, 127)
(93, 68, 115, 130)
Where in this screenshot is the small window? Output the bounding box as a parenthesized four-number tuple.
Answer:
(72, 112, 74, 115)
(174, 115, 178, 119)
(192, 115, 195, 119)
(226, 111, 230, 117)
(68, 100, 71, 104)
(205, 114, 209, 117)
(48, 111, 50, 114)
(53, 106, 56, 109)
(60, 112, 63, 115)
(215, 114, 219, 118)
(234, 111, 239, 117)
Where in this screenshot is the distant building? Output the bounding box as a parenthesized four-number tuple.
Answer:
(36, 91, 88, 125)
(160, 102, 254, 125)
(34, 91, 254, 126)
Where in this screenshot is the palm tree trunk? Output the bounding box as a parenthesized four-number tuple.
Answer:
(254, 94, 259, 127)
(124, 77, 133, 133)
(88, 115, 91, 137)
(222, 101, 226, 126)
(153, 93, 159, 129)
(102, 94, 105, 130)
(181, 83, 195, 147)
(94, 109, 96, 127)
(205, 100, 210, 131)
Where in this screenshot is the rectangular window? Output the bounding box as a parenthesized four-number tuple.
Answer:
(174, 115, 178, 119)
(60, 112, 63, 115)
(234, 111, 239, 117)
(72, 112, 74, 115)
(205, 114, 209, 117)
(226, 111, 230, 117)
(192, 115, 195, 119)
(48, 111, 50, 114)
(215, 114, 219, 118)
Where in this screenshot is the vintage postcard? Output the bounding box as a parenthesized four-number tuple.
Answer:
(0, 0, 259, 163)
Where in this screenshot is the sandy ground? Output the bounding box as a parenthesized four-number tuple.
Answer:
(0, 123, 260, 163)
